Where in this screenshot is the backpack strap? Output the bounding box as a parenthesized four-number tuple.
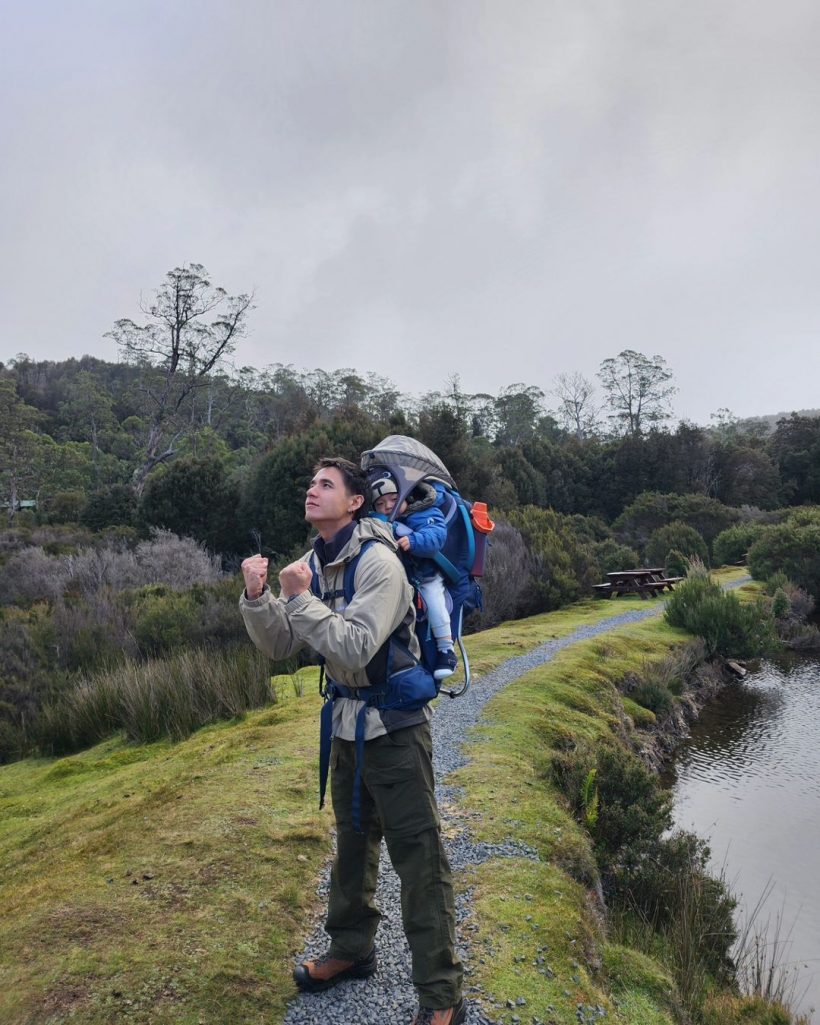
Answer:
(315, 540, 377, 825)
(315, 538, 432, 833)
(431, 500, 475, 584)
(310, 550, 353, 603)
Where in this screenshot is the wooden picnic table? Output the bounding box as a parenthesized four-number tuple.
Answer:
(592, 568, 683, 600)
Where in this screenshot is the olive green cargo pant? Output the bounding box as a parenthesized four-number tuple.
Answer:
(326, 721, 463, 1008)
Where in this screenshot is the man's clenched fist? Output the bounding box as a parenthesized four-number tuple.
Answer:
(241, 555, 269, 600)
(278, 560, 313, 600)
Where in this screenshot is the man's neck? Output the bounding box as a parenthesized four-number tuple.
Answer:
(315, 516, 354, 542)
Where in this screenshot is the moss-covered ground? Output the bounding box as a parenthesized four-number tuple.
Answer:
(1, 568, 765, 1024)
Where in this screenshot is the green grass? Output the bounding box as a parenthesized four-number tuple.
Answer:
(0, 565, 755, 1024)
(451, 616, 694, 1025)
(0, 685, 326, 1025)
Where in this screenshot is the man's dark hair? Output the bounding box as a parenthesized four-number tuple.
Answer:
(314, 457, 369, 519)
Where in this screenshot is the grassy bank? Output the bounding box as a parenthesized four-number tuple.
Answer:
(1, 569, 763, 1024)
(453, 570, 798, 1025)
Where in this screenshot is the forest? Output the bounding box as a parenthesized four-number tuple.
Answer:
(2, 265, 819, 763)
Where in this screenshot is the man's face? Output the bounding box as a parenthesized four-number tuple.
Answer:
(305, 466, 362, 531)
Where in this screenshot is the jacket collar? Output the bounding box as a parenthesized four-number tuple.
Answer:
(312, 521, 356, 568)
(312, 517, 397, 570)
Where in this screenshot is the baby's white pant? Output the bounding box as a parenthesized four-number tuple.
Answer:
(418, 573, 452, 649)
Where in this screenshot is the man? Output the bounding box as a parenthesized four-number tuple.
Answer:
(240, 457, 464, 1025)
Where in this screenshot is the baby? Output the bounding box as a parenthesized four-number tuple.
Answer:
(371, 473, 458, 680)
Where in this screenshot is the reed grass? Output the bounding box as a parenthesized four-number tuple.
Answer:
(39, 644, 276, 753)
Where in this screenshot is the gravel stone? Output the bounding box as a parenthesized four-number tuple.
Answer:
(284, 583, 749, 1024)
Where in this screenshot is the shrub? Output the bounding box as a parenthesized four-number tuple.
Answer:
(646, 521, 708, 571)
(763, 571, 790, 596)
(591, 539, 640, 577)
(613, 492, 739, 553)
(782, 624, 820, 651)
(0, 547, 70, 606)
(49, 600, 134, 672)
(785, 506, 820, 527)
(139, 456, 241, 554)
(629, 679, 675, 718)
(664, 568, 777, 658)
(43, 490, 87, 524)
(505, 505, 599, 612)
(471, 520, 537, 628)
(783, 582, 815, 621)
(81, 484, 137, 531)
(555, 741, 737, 988)
(665, 548, 690, 577)
(771, 589, 790, 620)
(129, 586, 201, 657)
(748, 522, 820, 599)
(0, 719, 23, 764)
(65, 546, 140, 598)
(133, 529, 222, 589)
(713, 523, 768, 567)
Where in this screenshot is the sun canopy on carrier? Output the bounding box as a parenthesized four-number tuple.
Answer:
(360, 435, 456, 508)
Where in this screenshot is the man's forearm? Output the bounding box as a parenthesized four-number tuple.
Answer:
(240, 589, 303, 661)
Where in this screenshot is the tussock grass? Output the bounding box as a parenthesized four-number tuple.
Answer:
(39, 645, 276, 753)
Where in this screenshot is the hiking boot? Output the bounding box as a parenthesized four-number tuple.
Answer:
(292, 947, 377, 992)
(412, 999, 467, 1025)
(433, 649, 458, 680)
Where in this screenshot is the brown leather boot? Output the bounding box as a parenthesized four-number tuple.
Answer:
(411, 998, 467, 1025)
(292, 947, 377, 992)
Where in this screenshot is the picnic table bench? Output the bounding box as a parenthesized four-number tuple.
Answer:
(592, 569, 683, 600)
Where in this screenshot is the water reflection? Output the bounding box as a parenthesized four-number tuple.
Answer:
(667, 657, 820, 1022)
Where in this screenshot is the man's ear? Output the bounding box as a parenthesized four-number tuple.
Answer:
(349, 493, 365, 514)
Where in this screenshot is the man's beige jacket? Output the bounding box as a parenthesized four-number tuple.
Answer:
(240, 517, 430, 741)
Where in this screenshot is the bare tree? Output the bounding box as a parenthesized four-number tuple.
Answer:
(108, 264, 253, 494)
(550, 371, 600, 439)
(597, 349, 676, 436)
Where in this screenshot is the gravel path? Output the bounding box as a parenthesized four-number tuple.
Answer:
(283, 583, 749, 1025)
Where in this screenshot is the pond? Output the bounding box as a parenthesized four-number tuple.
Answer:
(665, 656, 820, 1022)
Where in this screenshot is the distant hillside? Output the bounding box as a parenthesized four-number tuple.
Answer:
(737, 408, 820, 434)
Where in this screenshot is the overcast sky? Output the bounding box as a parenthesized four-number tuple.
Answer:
(2, 0, 819, 424)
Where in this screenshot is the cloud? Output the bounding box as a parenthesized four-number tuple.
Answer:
(2, 0, 819, 421)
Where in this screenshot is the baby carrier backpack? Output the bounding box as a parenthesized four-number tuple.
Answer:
(361, 435, 494, 698)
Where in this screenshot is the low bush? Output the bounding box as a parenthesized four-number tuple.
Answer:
(0, 719, 23, 764)
(0, 547, 70, 606)
(713, 523, 768, 566)
(629, 679, 675, 718)
(506, 505, 599, 612)
(124, 578, 247, 657)
(552, 740, 737, 978)
(613, 492, 740, 553)
(471, 520, 538, 628)
(43, 490, 87, 524)
(664, 567, 778, 658)
(0, 530, 223, 609)
(81, 483, 137, 531)
(591, 538, 640, 576)
(748, 522, 820, 599)
(646, 521, 708, 570)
